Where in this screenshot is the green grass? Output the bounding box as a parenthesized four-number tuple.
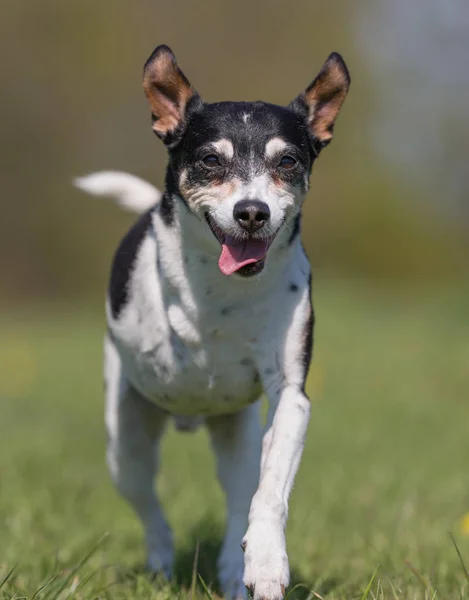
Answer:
(1, 279, 469, 599)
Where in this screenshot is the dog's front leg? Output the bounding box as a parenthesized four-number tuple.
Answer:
(207, 403, 262, 600)
(243, 382, 310, 600)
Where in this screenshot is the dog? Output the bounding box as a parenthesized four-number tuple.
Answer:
(75, 44, 349, 600)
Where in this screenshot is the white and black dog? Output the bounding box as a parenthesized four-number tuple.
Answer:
(76, 45, 349, 600)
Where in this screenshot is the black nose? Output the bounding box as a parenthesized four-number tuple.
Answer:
(233, 200, 270, 233)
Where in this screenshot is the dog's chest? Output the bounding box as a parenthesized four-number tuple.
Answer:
(115, 294, 265, 415)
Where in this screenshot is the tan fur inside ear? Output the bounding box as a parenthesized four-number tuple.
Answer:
(143, 48, 195, 138)
(304, 54, 349, 143)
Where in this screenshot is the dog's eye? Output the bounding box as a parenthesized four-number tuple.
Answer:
(202, 154, 221, 167)
(279, 156, 296, 169)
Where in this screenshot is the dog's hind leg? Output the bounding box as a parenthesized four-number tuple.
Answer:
(207, 402, 262, 600)
(104, 336, 173, 577)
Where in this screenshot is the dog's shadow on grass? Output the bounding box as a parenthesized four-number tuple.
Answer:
(120, 517, 340, 598)
(171, 517, 341, 599)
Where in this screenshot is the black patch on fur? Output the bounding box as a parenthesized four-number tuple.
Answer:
(166, 100, 315, 216)
(159, 192, 174, 226)
(109, 210, 153, 319)
(221, 306, 232, 316)
(288, 214, 301, 245)
(301, 274, 315, 391)
(237, 259, 265, 278)
(159, 165, 191, 226)
(289, 283, 298, 292)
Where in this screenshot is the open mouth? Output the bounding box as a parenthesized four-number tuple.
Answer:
(205, 213, 272, 277)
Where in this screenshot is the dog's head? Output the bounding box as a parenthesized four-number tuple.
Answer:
(143, 45, 350, 277)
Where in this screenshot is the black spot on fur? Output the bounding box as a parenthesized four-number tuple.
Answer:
(159, 192, 174, 226)
(288, 214, 301, 245)
(237, 260, 265, 278)
(109, 210, 153, 319)
(221, 306, 232, 316)
(301, 274, 314, 391)
(289, 283, 298, 292)
(253, 372, 260, 384)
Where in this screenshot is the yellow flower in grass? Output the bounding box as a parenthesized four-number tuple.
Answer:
(460, 513, 469, 535)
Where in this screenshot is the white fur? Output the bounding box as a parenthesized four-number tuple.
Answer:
(213, 138, 235, 160)
(74, 171, 161, 214)
(265, 137, 288, 159)
(80, 171, 312, 600)
(204, 174, 299, 246)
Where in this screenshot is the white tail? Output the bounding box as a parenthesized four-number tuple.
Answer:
(74, 171, 161, 215)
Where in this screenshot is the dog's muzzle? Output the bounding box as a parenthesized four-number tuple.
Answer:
(205, 212, 273, 278)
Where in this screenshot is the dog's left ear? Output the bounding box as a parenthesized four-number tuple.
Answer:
(290, 53, 350, 152)
(143, 45, 201, 144)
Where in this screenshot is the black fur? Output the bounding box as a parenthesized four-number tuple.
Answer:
(168, 101, 315, 196)
(109, 210, 153, 318)
(288, 214, 301, 245)
(159, 192, 174, 226)
(301, 274, 314, 392)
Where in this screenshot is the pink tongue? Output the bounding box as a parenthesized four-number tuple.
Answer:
(218, 237, 269, 275)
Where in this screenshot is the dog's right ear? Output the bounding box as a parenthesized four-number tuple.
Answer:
(143, 45, 201, 145)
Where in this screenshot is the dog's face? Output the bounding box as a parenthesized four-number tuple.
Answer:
(143, 45, 350, 277)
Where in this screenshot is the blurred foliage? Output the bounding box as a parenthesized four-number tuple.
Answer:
(1, 0, 467, 304)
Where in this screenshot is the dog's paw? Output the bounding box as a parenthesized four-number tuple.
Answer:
(145, 521, 174, 580)
(146, 549, 173, 580)
(242, 521, 289, 600)
(218, 543, 247, 599)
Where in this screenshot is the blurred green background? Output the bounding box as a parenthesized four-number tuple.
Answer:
(1, 0, 468, 304)
(1, 2, 469, 598)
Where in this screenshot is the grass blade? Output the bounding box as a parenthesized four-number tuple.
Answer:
(360, 565, 379, 600)
(190, 540, 200, 599)
(198, 574, 214, 599)
(285, 582, 324, 599)
(0, 565, 17, 589)
(387, 578, 400, 600)
(450, 532, 469, 585)
(43, 533, 108, 600)
(31, 573, 62, 599)
(404, 559, 435, 596)
(285, 582, 308, 598)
